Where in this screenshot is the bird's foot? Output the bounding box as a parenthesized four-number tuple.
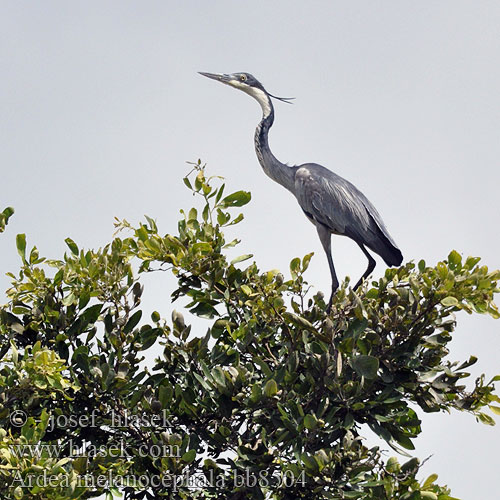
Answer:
(326, 293, 334, 313)
(353, 279, 363, 291)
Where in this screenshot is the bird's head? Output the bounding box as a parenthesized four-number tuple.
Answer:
(199, 71, 294, 116)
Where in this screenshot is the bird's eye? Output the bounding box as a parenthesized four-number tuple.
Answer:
(240, 75, 247, 82)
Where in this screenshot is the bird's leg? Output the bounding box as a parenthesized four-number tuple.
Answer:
(354, 243, 376, 290)
(326, 258, 339, 312)
(316, 225, 339, 312)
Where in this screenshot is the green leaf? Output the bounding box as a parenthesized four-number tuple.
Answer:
(2, 206, 14, 218)
(188, 207, 198, 221)
(489, 405, 500, 416)
(457, 355, 477, 369)
(193, 372, 213, 391)
(194, 170, 204, 191)
(230, 254, 252, 265)
(62, 292, 76, 307)
(284, 312, 315, 331)
(441, 296, 459, 307)
(422, 473, 438, 488)
(0, 207, 14, 233)
(192, 242, 212, 253)
(301, 453, 319, 473)
(159, 384, 173, 407)
(350, 355, 379, 379)
(212, 367, 227, 389)
(250, 383, 261, 404)
(301, 252, 314, 272)
(144, 215, 158, 232)
(65, 237, 79, 256)
(344, 412, 354, 429)
(219, 190, 251, 208)
(10, 340, 18, 365)
(343, 492, 363, 499)
(386, 456, 400, 473)
(138, 327, 161, 350)
(227, 213, 244, 226)
(80, 304, 103, 326)
(181, 449, 196, 463)
(393, 433, 415, 450)
(400, 457, 419, 471)
(264, 379, 278, 397)
(448, 250, 462, 267)
(16, 233, 26, 262)
(190, 302, 218, 318)
(345, 318, 368, 339)
(215, 183, 225, 204)
(124, 310, 142, 333)
(290, 257, 301, 274)
(420, 493, 438, 500)
(217, 209, 230, 226)
(465, 256, 481, 269)
(224, 238, 239, 249)
(254, 357, 272, 376)
(137, 225, 148, 241)
(304, 414, 318, 430)
(477, 412, 495, 426)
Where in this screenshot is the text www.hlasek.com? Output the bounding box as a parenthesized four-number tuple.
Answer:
(10, 440, 180, 460)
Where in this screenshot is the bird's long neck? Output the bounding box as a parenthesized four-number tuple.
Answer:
(252, 91, 295, 193)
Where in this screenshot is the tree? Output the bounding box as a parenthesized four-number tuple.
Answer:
(0, 162, 499, 499)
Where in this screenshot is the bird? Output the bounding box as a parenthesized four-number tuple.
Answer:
(199, 72, 403, 309)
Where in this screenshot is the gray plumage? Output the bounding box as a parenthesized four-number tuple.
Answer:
(199, 71, 403, 308)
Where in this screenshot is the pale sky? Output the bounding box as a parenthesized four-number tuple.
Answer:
(1, 1, 499, 498)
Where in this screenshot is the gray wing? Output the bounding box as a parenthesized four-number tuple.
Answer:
(294, 164, 401, 255)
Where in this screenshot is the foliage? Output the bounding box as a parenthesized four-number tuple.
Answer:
(0, 207, 14, 233)
(0, 161, 499, 499)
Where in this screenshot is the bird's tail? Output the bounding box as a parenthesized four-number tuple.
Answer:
(374, 231, 403, 267)
(382, 242, 403, 267)
(360, 211, 403, 267)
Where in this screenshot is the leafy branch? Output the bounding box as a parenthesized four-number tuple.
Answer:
(0, 162, 498, 499)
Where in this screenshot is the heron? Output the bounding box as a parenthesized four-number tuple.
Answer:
(199, 72, 403, 309)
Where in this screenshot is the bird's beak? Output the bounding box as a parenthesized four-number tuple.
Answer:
(198, 72, 232, 84)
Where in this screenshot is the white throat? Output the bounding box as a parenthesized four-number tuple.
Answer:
(231, 81, 272, 117)
(247, 87, 272, 117)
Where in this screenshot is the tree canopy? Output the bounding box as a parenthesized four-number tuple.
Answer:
(0, 163, 499, 499)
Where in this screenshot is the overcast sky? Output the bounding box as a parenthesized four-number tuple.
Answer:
(1, 1, 499, 498)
